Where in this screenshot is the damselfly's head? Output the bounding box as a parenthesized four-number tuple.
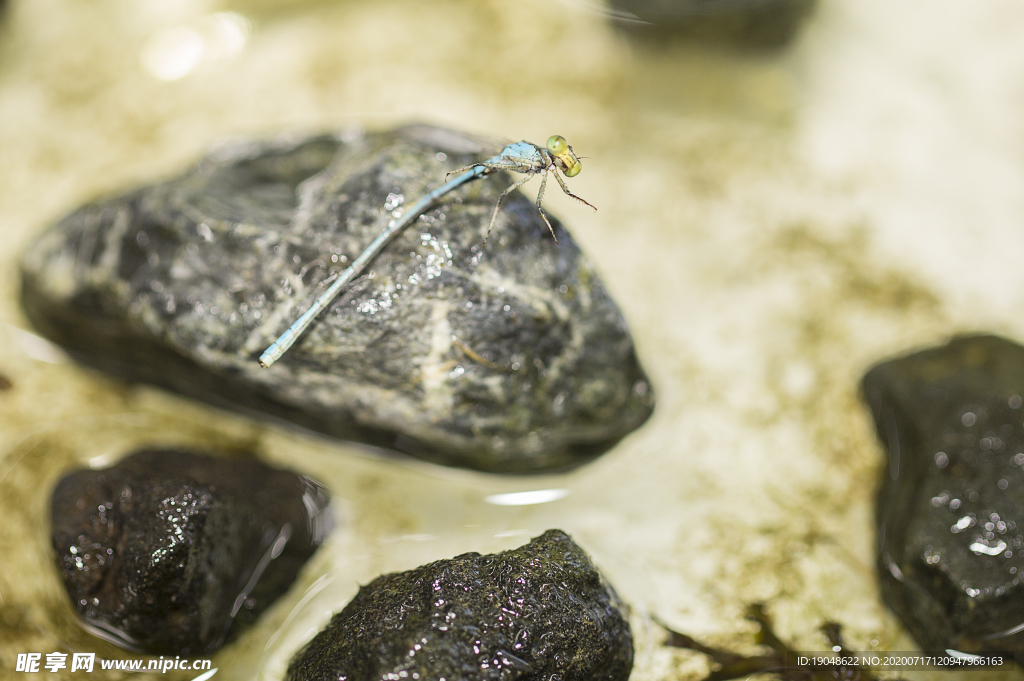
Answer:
(546, 135, 582, 178)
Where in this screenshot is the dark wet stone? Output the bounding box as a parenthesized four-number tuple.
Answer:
(610, 0, 816, 49)
(863, 335, 1024, 657)
(21, 125, 654, 474)
(50, 449, 332, 655)
(287, 529, 632, 681)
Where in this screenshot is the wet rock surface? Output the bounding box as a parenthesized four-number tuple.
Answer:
(50, 449, 332, 655)
(21, 125, 654, 474)
(863, 335, 1024, 657)
(610, 0, 816, 49)
(287, 529, 632, 681)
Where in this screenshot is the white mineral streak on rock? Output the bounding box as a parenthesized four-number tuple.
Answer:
(418, 299, 455, 415)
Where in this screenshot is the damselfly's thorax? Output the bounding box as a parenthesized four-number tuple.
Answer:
(492, 141, 546, 169)
(490, 136, 582, 178)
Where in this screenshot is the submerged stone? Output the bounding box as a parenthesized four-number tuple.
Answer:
(50, 449, 332, 655)
(287, 529, 632, 681)
(863, 335, 1024, 657)
(21, 125, 654, 474)
(609, 0, 816, 49)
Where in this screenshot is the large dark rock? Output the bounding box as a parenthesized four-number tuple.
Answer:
(21, 125, 654, 474)
(863, 335, 1024, 657)
(287, 529, 633, 681)
(50, 449, 332, 655)
(611, 0, 816, 49)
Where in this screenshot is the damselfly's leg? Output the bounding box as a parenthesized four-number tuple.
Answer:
(446, 160, 538, 182)
(534, 168, 558, 243)
(553, 171, 597, 211)
(483, 173, 534, 247)
(445, 163, 482, 181)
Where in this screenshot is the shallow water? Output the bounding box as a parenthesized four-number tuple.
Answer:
(2, 0, 1024, 679)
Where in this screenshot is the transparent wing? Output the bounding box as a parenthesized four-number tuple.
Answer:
(398, 125, 511, 159)
(557, 0, 650, 25)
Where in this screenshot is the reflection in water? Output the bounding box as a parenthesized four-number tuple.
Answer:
(6, 326, 67, 365)
(140, 13, 250, 82)
(485, 489, 571, 506)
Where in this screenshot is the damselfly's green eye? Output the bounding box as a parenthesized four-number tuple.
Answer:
(547, 135, 582, 176)
(546, 135, 568, 155)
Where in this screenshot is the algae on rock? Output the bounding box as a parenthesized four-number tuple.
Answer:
(287, 529, 632, 681)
